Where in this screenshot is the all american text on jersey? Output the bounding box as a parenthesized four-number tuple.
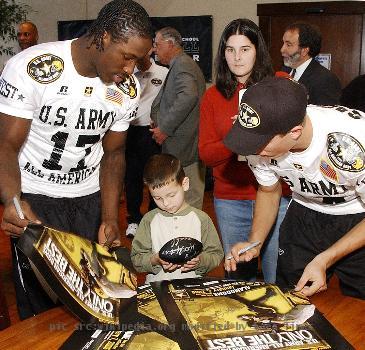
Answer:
(23, 161, 97, 185)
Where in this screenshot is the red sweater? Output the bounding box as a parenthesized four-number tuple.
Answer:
(199, 84, 258, 200)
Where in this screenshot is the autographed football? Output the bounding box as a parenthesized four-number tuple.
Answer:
(159, 237, 203, 264)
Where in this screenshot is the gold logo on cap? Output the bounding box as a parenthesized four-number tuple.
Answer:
(238, 103, 260, 129)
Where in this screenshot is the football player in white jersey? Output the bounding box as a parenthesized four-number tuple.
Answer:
(0, 0, 152, 319)
(224, 77, 365, 300)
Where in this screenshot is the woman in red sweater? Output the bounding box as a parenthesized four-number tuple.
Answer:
(199, 19, 290, 282)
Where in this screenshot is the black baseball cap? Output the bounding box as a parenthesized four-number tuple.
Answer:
(223, 77, 307, 156)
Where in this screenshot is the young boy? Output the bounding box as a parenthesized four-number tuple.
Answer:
(131, 154, 224, 283)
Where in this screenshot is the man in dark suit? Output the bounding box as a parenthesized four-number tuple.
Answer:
(150, 27, 206, 209)
(281, 22, 341, 105)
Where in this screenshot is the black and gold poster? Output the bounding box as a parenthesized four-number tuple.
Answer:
(17, 224, 137, 325)
(17, 226, 352, 349)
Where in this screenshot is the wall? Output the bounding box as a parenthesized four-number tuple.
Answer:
(1, 0, 340, 74)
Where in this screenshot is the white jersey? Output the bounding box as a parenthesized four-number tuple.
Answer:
(247, 105, 365, 215)
(131, 59, 168, 126)
(0, 40, 140, 198)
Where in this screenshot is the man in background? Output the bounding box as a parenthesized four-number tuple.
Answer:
(17, 21, 38, 51)
(151, 27, 206, 209)
(0, 21, 39, 73)
(281, 22, 341, 105)
(125, 49, 168, 238)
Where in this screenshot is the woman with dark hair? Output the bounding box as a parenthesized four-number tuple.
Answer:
(199, 18, 290, 282)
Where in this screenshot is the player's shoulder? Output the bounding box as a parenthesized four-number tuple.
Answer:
(3, 41, 69, 86)
(314, 105, 365, 176)
(9, 41, 67, 65)
(150, 60, 168, 76)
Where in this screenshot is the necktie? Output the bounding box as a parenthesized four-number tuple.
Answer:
(290, 69, 296, 79)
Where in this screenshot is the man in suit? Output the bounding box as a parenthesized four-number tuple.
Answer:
(150, 27, 206, 209)
(281, 22, 341, 105)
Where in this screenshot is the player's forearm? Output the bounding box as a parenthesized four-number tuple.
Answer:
(249, 183, 282, 244)
(317, 218, 365, 269)
(99, 150, 124, 223)
(0, 146, 22, 205)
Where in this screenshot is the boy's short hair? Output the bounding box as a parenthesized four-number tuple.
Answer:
(143, 154, 185, 189)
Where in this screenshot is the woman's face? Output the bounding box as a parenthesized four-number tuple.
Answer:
(225, 34, 256, 83)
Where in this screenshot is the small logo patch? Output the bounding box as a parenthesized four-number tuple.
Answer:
(116, 74, 137, 99)
(151, 78, 162, 86)
(327, 132, 365, 172)
(293, 163, 303, 171)
(57, 86, 69, 95)
(84, 86, 93, 97)
(27, 54, 64, 84)
(270, 159, 278, 167)
(105, 87, 123, 105)
(238, 103, 260, 129)
(320, 159, 338, 182)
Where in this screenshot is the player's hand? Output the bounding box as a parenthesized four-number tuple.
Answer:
(150, 126, 168, 145)
(295, 256, 328, 296)
(98, 221, 121, 249)
(224, 241, 260, 272)
(1, 199, 41, 237)
(181, 256, 200, 272)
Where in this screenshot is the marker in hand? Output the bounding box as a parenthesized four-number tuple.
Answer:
(226, 241, 261, 260)
(13, 197, 25, 219)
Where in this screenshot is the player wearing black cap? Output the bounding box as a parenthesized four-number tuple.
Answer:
(224, 77, 365, 299)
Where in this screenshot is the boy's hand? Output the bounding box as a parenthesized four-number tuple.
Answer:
(161, 261, 181, 272)
(150, 253, 181, 272)
(181, 256, 200, 272)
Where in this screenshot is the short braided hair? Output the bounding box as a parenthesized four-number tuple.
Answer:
(86, 0, 153, 51)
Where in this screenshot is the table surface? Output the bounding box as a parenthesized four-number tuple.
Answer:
(0, 285, 364, 350)
(0, 307, 77, 350)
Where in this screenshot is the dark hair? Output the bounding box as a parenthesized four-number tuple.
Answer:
(143, 154, 185, 189)
(215, 18, 273, 99)
(285, 22, 322, 57)
(157, 27, 182, 47)
(86, 0, 153, 51)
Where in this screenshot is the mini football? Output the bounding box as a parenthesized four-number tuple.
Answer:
(159, 237, 203, 264)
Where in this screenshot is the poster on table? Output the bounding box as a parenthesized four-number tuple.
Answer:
(60, 278, 333, 349)
(17, 226, 353, 349)
(17, 224, 137, 326)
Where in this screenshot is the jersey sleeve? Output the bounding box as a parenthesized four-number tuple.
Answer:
(246, 155, 281, 187)
(0, 54, 39, 119)
(110, 75, 141, 132)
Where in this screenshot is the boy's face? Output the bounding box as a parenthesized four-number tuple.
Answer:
(149, 177, 189, 214)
